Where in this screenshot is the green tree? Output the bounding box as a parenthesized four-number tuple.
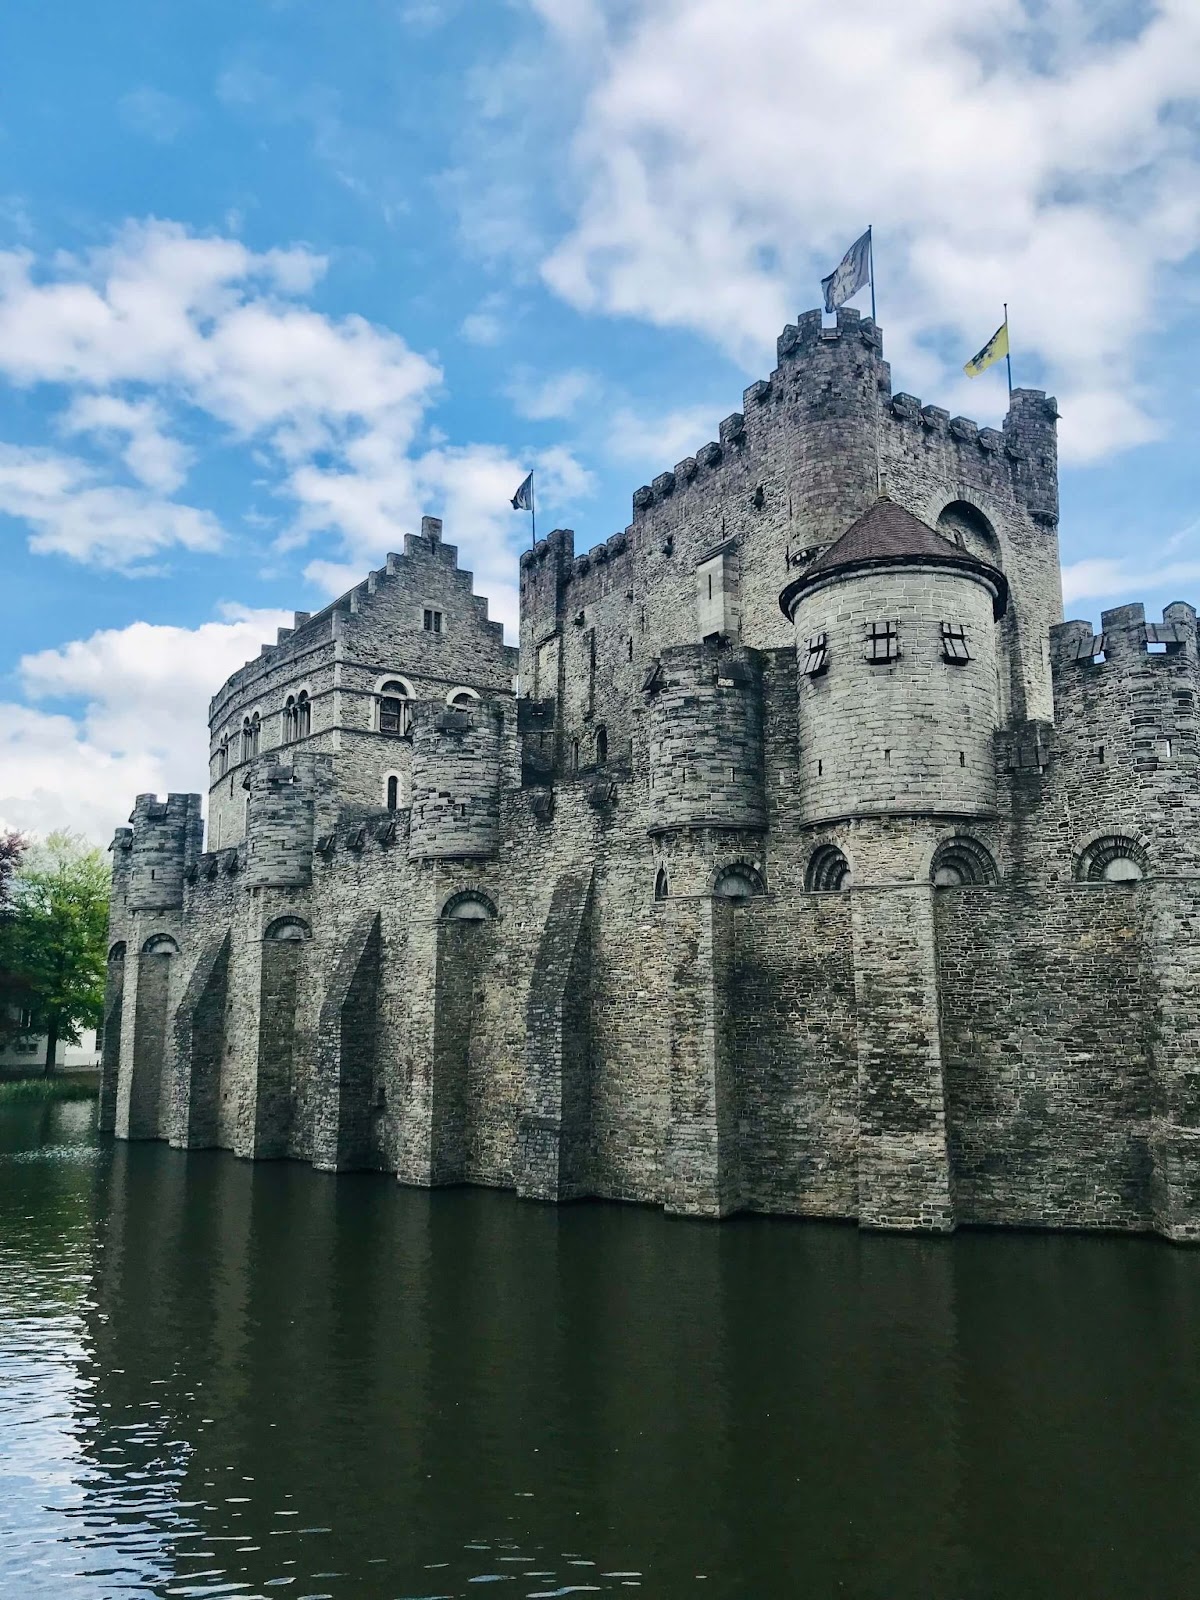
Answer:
(1, 832, 109, 1074)
(0, 829, 30, 1047)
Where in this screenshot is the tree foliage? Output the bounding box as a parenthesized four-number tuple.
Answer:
(0, 829, 26, 909)
(0, 832, 109, 1072)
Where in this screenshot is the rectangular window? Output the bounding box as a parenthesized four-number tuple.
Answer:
(423, 608, 443, 633)
(864, 619, 899, 664)
(941, 621, 971, 663)
(802, 632, 829, 677)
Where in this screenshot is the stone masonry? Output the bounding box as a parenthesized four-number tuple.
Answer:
(102, 307, 1200, 1242)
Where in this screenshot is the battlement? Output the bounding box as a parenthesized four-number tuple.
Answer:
(127, 792, 203, 912)
(244, 751, 336, 889)
(1052, 602, 1199, 670)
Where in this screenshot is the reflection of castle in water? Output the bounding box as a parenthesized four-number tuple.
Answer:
(73, 1141, 1200, 1595)
(100, 307, 1199, 1241)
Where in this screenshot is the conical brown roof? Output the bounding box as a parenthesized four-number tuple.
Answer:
(779, 498, 1008, 619)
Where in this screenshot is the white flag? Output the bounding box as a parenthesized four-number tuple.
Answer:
(821, 229, 871, 313)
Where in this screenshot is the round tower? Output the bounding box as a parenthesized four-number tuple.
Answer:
(780, 499, 1006, 824)
(647, 644, 765, 833)
(128, 793, 203, 911)
(774, 307, 886, 554)
(244, 752, 333, 888)
(408, 701, 502, 861)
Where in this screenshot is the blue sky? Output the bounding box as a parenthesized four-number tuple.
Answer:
(1, 0, 1197, 839)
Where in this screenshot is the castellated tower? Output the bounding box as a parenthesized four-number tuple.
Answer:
(244, 752, 336, 888)
(781, 499, 1007, 831)
(127, 793, 204, 911)
(408, 700, 503, 860)
(647, 644, 765, 832)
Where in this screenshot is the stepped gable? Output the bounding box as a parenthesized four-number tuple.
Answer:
(778, 496, 1009, 620)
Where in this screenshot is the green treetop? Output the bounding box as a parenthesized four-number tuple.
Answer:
(0, 832, 109, 1074)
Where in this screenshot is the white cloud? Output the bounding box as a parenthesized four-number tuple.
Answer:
(59, 393, 192, 492)
(0, 444, 222, 569)
(605, 401, 724, 470)
(460, 306, 505, 346)
(1061, 555, 1200, 609)
(531, 0, 1200, 462)
(0, 220, 596, 611)
(0, 607, 292, 843)
(506, 366, 595, 420)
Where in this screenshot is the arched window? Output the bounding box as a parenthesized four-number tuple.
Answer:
(596, 725, 608, 764)
(446, 686, 479, 709)
(284, 695, 297, 742)
(387, 775, 399, 811)
(107, 941, 127, 962)
(441, 890, 497, 922)
(936, 500, 1002, 567)
(930, 838, 998, 887)
(654, 865, 669, 901)
(713, 863, 766, 899)
(1076, 835, 1148, 883)
(242, 716, 253, 761)
(806, 844, 851, 892)
(378, 678, 412, 737)
(264, 916, 311, 942)
(571, 738, 580, 773)
(141, 934, 179, 955)
(296, 690, 311, 738)
(217, 736, 229, 776)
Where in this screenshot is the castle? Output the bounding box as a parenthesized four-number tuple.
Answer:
(101, 307, 1200, 1242)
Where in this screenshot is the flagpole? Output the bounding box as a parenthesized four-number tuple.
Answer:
(530, 472, 536, 548)
(869, 225, 877, 326)
(1004, 302, 1013, 397)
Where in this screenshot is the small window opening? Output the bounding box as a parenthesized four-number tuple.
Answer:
(654, 866, 669, 901)
(865, 620, 899, 664)
(387, 776, 398, 811)
(802, 632, 829, 677)
(297, 690, 311, 738)
(941, 621, 971, 663)
(884, 749, 891, 763)
(959, 751, 965, 767)
(571, 739, 580, 773)
(818, 759, 823, 776)
(423, 608, 443, 633)
(596, 726, 608, 764)
(379, 681, 411, 737)
(627, 637, 634, 662)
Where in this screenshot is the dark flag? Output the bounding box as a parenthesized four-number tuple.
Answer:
(821, 228, 872, 314)
(510, 472, 534, 511)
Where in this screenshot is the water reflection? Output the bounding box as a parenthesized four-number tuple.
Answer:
(1, 1102, 1200, 1597)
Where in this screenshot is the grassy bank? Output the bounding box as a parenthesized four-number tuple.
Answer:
(0, 1074, 99, 1104)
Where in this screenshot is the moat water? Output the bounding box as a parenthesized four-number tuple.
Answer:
(3, 1102, 1200, 1599)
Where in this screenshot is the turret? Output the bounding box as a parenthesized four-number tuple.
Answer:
(772, 307, 887, 552)
(127, 794, 203, 911)
(646, 643, 765, 833)
(244, 752, 335, 889)
(781, 500, 1006, 824)
(408, 700, 503, 860)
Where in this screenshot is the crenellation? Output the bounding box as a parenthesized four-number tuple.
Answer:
(103, 309, 1200, 1243)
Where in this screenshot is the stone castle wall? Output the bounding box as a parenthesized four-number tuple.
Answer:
(102, 309, 1199, 1244)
